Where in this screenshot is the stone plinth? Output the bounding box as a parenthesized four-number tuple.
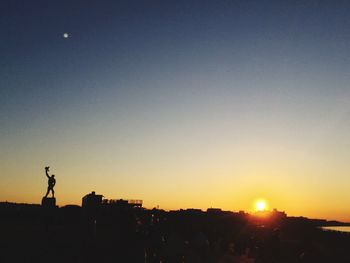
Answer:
(41, 197, 56, 208)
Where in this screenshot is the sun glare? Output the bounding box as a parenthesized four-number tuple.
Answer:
(255, 199, 267, 211)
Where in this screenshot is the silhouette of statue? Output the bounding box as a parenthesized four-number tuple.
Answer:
(44, 166, 56, 198)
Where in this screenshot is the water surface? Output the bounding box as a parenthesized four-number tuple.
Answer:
(322, 226, 350, 233)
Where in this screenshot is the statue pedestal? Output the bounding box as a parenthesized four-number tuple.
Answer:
(41, 197, 56, 208)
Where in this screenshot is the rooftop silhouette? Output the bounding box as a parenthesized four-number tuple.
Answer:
(1, 186, 350, 262)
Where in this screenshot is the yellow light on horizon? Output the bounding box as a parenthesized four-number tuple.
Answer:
(255, 199, 268, 211)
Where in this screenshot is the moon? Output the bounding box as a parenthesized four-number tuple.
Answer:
(63, 33, 69, 38)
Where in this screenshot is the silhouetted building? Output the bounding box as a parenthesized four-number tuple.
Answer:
(207, 208, 222, 213)
(82, 191, 103, 208)
(271, 208, 287, 219)
(102, 198, 143, 208)
(185, 208, 202, 214)
(127, 199, 143, 208)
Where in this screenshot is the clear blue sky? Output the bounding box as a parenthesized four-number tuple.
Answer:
(1, 0, 350, 220)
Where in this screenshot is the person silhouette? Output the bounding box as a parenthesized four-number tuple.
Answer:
(44, 166, 56, 198)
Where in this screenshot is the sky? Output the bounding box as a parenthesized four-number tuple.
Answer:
(1, 0, 350, 221)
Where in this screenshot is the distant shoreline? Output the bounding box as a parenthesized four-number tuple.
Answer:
(321, 226, 350, 233)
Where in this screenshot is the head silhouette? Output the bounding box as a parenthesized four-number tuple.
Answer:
(52, 174, 55, 178)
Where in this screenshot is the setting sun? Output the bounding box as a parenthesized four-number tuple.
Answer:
(255, 199, 268, 211)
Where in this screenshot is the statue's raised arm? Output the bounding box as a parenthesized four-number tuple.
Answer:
(45, 166, 50, 178)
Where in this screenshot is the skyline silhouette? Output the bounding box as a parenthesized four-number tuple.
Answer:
(1, 165, 350, 262)
(1, 191, 350, 262)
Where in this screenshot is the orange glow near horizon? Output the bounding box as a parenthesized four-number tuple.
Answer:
(1, 161, 350, 222)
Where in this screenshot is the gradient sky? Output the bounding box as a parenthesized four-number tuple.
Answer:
(1, 0, 350, 221)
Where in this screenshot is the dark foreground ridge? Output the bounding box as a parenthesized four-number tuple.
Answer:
(1, 195, 350, 263)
